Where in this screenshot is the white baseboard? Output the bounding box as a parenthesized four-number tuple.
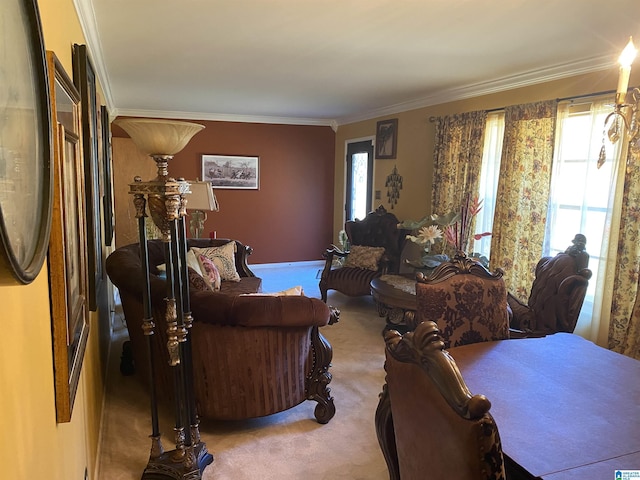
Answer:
(251, 260, 324, 269)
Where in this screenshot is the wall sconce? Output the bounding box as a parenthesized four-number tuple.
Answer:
(601, 37, 640, 167)
(187, 181, 219, 238)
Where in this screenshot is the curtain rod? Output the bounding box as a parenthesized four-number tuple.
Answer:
(428, 87, 621, 123)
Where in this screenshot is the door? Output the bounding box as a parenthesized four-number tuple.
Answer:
(345, 140, 374, 221)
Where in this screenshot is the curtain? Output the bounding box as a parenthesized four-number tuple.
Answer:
(490, 100, 557, 299)
(610, 142, 640, 359)
(431, 111, 487, 252)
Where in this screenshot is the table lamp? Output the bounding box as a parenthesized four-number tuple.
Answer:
(187, 181, 219, 238)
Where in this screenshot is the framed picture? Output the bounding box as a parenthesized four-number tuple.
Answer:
(100, 105, 114, 246)
(46, 51, 89, 423)
(0, 0, 53, 284)
(202, 154, 259, 190)
(375, 118, 398, 159)
(73, 43, 103, 310)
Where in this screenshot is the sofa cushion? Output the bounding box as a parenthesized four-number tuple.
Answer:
(192, 242, 240, 282)
(344, 245, 385, 270)
(241, 285, 303, 296)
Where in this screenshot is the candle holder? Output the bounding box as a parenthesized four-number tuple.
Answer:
(600, 37, 640, 167)
(114, 118, 213, 480)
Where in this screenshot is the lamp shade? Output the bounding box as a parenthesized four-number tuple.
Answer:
(187, 181, 219, 212)
(114, 118, 205, 156)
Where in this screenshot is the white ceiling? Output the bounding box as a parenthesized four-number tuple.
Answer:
(78, 0, 640, 127)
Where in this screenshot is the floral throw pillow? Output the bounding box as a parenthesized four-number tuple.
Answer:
(192, 242, 241, 282)
(196, 254, 222, 291)
(188, 267, 212, 292)
(344, 245, 385, 271)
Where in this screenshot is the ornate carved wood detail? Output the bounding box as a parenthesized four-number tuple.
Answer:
(384, 321, 491, 420)
(306, 325, 336, 424)
(417, 252, 504, 285)
(375, 382, 400, 480)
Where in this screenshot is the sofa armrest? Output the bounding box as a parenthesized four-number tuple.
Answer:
(190, 291, 332, 328)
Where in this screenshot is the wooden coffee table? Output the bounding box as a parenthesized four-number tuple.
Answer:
(370, 274, 418, 330)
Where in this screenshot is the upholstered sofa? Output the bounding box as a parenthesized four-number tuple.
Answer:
(106, 238, 337, 423)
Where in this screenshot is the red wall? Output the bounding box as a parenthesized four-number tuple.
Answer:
(113, 119, 335, 264)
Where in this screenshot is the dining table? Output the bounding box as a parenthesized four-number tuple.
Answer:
(447, 333, 640, 479)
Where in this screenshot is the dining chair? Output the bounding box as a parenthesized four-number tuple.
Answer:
(414, 252, 511, 348)
(507, 234, 592, 334)
(375, 320, 507, 480)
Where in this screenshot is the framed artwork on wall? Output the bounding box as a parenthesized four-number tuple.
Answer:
(46, 51, 90, 423)
(375, 118, 398, 159)
(0, 0, 53, 284)
(100, 105, 114, 246)
(202, 154, 260, 189)
(73, 43, 103, 311)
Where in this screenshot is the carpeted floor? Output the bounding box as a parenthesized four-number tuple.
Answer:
(97, 262, 391, 479)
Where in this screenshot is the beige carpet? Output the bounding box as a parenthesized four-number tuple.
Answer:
(98, 263, 390, 479)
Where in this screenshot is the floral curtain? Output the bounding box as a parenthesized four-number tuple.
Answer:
(431, 111, 487, 252)
(610, 144, 640, 359)
(490, 100, 558, 299)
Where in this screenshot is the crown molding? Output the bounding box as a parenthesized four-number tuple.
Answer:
(74, 0, 115, 113)
(112, 107, 338, 129)
(336, 55, 615, 126)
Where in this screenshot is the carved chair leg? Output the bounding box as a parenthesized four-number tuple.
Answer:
(307, 325, 336, 424)
(375, 383, 400, 480)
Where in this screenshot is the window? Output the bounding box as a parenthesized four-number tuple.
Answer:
(345, 140, 373, 221)
(473, 111, 504, 258)
(544, 98, 622, 327)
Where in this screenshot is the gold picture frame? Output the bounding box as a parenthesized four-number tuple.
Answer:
(46, 50, 89, 423)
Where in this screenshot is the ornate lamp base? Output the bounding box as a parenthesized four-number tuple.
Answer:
(142, 442, 213, 480)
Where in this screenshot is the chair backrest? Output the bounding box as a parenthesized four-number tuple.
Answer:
(526, 234, 592, 333)
(383, 321, 507, 480)
(345, 205, 408, 274)
(416, 253, 510, 348)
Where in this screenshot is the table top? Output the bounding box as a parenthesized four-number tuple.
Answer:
(448, 334, 640, 479)
(370, 274, 416, 309)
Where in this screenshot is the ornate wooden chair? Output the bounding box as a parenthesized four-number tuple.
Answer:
(507, 234, 592, 334)
(376, 321, 507, 480)
(319, 205, 409, 302)
(414, 253, 511, 348)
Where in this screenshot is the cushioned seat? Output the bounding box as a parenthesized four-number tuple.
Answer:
(320, 205, 409, 302)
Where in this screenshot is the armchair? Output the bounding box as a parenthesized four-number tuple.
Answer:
(106, 239, 337, 423)
(415, 253, 511, 348)
(320, 205, 409, 302)
(376, 321, 507, 480)
(507, 234, 592, 334)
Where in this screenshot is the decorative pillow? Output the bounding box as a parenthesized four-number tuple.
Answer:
(344, 245, 385, 271)
(196, 254, 222, 291)
(186, 249, 203, 276)
(192, 242, 240, 282)
(241, 285, 304, 296)
(188, 267, 212, 292)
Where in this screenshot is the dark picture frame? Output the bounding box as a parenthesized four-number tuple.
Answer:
(46, 50, 89, 423)
(202, 154, 260, 189)
(0, 0, 53, 284)
(100, 105, 114, 246)
(375, 118, 398, 159)
(73, 43, 103, 311)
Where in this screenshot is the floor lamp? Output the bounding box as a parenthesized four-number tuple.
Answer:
(114, 117, 213, 480)
(187, 181, 219, 238)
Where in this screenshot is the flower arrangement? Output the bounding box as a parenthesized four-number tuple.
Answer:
(399, 194, 491, 268)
